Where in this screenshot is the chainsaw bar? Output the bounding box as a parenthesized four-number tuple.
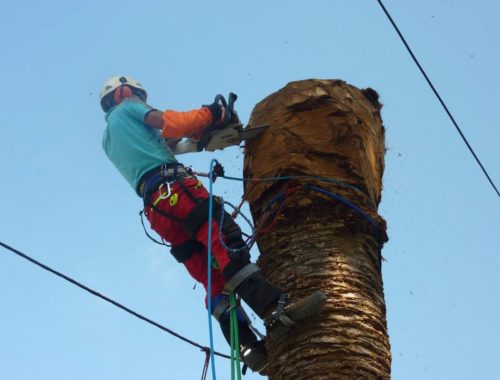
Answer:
(204, 124, 269, 151)
(239, 124, 269, 141)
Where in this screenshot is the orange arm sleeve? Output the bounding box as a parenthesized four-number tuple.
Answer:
(161, 108, 213, 139)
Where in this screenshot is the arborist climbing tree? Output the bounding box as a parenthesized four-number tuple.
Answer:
(99, 76, 327, 375)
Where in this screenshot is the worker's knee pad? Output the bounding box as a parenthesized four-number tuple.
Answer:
(222, 263, 260, 293)
(231, 268, 284, 318)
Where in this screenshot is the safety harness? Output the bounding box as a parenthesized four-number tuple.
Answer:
(140, 163, 244, 264)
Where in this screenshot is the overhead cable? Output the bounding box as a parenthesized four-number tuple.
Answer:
(376, 0, 500, 198)
(0, 241, 230, 360)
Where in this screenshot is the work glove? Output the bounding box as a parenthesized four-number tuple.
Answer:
(204, 93, 239, 127)
(198, 93, 239, 151)
(204, 101, 224, 125)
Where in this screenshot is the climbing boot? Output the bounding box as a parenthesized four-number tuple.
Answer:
(264, 290, 327, 339)
(240, 340, 269, 375)
(214, 299, 269, 375)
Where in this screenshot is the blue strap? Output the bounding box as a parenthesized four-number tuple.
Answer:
(207, 159, 218, 380)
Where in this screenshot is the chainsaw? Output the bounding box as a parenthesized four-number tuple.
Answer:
(170, 93, 268, 155)
(198, 92, 269, 151)
(200, 121, 269, 152)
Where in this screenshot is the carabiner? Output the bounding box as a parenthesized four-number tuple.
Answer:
(158, 182, 172, 200)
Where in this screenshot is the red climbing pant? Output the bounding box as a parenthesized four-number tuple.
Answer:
(144, 176, 249, 301)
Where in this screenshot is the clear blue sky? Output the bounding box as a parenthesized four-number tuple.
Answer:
(1, 1, 499, 379)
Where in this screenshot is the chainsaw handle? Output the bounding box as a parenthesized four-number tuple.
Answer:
(214, 92, 237, 110)
(196, 92, 239, 151)
(214, 92, 237, 124)
(227, 92, 237, 112)
(214, 94, 228, 109)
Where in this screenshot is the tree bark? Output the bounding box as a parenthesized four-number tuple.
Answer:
(243, 79, 390, 379)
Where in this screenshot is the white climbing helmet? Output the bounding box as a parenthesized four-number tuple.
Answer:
(99, 75, 147, 100)
(100, 76, 147, 112)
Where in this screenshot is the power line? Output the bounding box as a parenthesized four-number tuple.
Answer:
(375, 0, 500, 198)
(0, 241, 230, 360)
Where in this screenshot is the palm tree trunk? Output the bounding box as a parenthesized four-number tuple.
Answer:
(243, 79, 391, 379)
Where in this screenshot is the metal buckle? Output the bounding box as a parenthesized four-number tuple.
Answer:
(160, 164, 168, 177)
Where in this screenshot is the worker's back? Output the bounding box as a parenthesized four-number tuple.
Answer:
(102, 98, 177, 192)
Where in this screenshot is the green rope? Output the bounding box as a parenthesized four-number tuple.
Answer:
(229, 293, 242, 380)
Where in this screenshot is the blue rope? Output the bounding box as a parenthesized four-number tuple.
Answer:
(255, 183, 381, 240)
(264, 192, 287, 213)
(305, 184, 380, 235)
(223, 200, 254, 230)
(207, 159, 218, 380)
(221, 174, 375, 208)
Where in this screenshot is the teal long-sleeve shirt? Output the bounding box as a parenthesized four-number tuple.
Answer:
(102, 99, 177, 194)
